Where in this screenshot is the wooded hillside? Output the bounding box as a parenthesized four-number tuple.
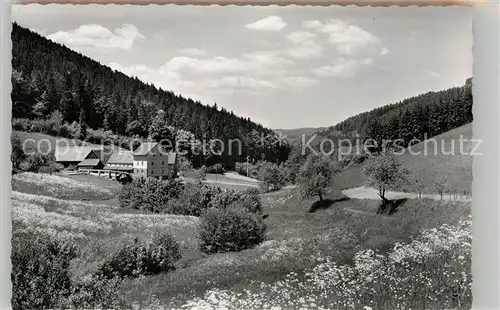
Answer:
(11, 23, 290, 167)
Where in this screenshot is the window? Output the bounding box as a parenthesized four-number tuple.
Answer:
(162, 160, 164, 165)
(151, 161, 154, 166)
(151, 170, 154, 175)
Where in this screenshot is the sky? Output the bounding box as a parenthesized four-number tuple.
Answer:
(12, 4, 472, 129)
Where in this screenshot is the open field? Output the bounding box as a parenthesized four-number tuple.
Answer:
(343, 186, 471, 202)
(11, 172, 471, 308)
(181, 172, 261, 190)
(12, 172, 117, 201)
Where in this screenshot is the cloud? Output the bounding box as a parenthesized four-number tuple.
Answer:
(278, 76, 319, 89)
(158, 51, 294, 77)
(303, 20, 322, 29)
(180, 48, 206, 57)
(206, 76, 278, 89)
(425, 70, 441, 79)
(246, 16, 287, 31)
(48, 24, 144, 52)
(313, 57, 373, 78)
(284, 31, 322, 59)
(285, 40, 323, 59)
(307, 19, 387, 57)
(380, 47, 390, 56)
(286, 31, 316, 44)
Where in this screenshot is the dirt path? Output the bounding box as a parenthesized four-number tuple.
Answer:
(342, 187, 471, 202)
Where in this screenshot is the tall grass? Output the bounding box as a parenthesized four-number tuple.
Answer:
(12, 172, 114, 200)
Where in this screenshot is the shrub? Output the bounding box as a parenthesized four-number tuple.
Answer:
(199, 208, 266, 254)
(97, 233, 181, 280)
(117, 173, 133, 185)
(197, 165, 207, 180)
(50, 162, 65, 172)
(11, 134, 26, 169)
(19, 151, 55, 173)
(119, 177, 184, 213)
(11, 229, 78, 309)
(258, 161, 286, 192)
(235, 161, 259, 178)
(162, 184, 262, 216)
(234, 187, 262, 214)
(61, 275, 129, 309)
(164, 183, 213, 216)
(207, 163, 225, 174)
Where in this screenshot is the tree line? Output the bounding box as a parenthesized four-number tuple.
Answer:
(11, 23, 290, 168)
(319, 78, 473, 149)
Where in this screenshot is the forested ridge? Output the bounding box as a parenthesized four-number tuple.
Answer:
(320, 77, 473, 147)
(11, 23, 290, 167)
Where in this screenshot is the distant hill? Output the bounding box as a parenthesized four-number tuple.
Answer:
(272, 127, 326, 146)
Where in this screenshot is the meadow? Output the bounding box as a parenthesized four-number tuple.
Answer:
(11, 171, 471, 309)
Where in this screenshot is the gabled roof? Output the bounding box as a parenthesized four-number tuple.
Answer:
(107, 149, 134, 165)
(92, 149, 114, 165)
(55, 145, 103, 162)
(132, 142, 158, 156)
(77, 159, 102, 167)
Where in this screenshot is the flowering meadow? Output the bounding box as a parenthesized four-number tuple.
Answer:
(12, 172, 115, 200)
(178, 220, 472, 310)
(11, 172, 472, 309)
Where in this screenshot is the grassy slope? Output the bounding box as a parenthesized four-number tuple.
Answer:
(332, 123, 473, 193)
(11, 167, 471, 307)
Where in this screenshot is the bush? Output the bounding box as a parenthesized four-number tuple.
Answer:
(164, 183, 213, 216)
(117, 173, 133, 185)
(239, 187, 263, 213)
(258, 161, 287, 192)
(207, 163, 225, 174)
(11, 229, 78, 309)
(11, 134, 26, 169)
(19, 151, 55, 173)
(235, 161, 259, 178)
(199, 208, 266, 254)
(165, 184, 263, 216)
(119, 177, 184, 213)
(97, 233, 181, 280)
(61, 275, 129, 309)
(197, 165, 207, 180)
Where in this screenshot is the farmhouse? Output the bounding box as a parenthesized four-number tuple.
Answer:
(104, 148, 134, 173)
(54, 142, 179, 180)
(132, 142, 178, 179)
(55, 145, 104, 167)
(77, 149, 113, 170)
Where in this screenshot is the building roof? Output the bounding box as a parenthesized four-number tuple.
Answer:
(132, 142, 158, 156)
(77, 159, 102, 167)
(107, 149, 134, 165)
(92, 149, 114, 165)
(55, 145, 103, 162)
